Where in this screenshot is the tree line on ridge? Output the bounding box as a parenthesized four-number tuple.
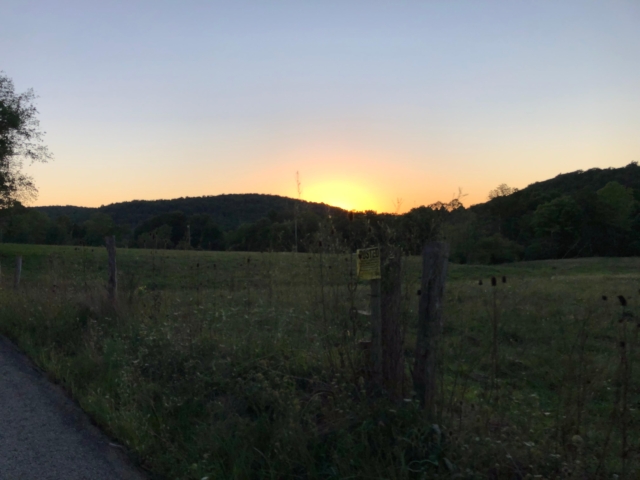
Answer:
(1, 163, 640, 263)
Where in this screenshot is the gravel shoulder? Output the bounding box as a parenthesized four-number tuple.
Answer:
(0, 336, 146, 480)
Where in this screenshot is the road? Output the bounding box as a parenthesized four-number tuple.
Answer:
(0, 336, 145, 480)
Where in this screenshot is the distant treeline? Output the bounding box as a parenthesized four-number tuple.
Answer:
(2, 163, 640, 263)
(0, 199, 461, 255)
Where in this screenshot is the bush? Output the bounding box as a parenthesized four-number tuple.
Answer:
(469, 233, 523, 264)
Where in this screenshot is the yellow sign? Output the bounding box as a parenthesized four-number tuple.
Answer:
(357, 247, 381, 280)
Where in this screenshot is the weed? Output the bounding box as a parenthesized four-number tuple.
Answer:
(1, 244, 640, 478)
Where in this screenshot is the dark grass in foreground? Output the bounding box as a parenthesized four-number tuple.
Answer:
(1, 244, 639, 479)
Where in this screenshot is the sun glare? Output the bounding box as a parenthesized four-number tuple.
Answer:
(304, 181, 379, 212)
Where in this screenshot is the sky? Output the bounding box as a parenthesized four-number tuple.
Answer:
(3, 1, 640, 213)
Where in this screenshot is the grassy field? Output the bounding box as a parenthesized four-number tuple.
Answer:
(0, 243, 639, 479)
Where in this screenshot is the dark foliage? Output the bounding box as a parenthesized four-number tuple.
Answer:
(36, 194, 344, 231)
(468, 162, 640, 260)
(0, 73, 52, 209)
(5, 163, 640, 262)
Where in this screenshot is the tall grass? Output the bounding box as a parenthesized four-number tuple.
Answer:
(0, 244, 639, 479)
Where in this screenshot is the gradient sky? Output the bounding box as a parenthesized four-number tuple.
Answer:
(3, 1, 640, 212)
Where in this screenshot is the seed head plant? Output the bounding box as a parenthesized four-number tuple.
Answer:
(1, 244, 640, 477)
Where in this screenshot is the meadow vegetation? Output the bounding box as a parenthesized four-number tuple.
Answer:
(1, 243, 639, 479)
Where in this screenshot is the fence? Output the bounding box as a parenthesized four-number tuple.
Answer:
(1, 241, 639, 476)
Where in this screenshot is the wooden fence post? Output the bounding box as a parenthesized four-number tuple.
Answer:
(105, 236, 117, 302)
(14, 256, 22, 290)
(370, 277, 383, 390)
(381, 246, 403, 402)
(412, 241, 449, 415)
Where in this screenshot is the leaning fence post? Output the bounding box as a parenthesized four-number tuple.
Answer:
(14, 256, 22, 290)
(412, 241, 449, 415)
(105, 236, 117, 302)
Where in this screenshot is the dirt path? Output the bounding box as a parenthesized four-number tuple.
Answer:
(0, 336, 145, 480)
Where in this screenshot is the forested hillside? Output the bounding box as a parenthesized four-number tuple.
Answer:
(462, 162, 640, 261)
(34, 194, 344, 231)
(2, 162, 640, 262)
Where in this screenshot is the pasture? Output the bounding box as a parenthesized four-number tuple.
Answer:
(0, 243, 639, 479)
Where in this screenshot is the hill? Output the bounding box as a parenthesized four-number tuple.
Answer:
(34, 205, 95, 225)
(472, 162, 640, 217)
(458, 162, 640, 262)
(35, 194, 347, 231)
(8, 162, 640, 260)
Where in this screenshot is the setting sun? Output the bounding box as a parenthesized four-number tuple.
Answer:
(303, 180, 380, 212)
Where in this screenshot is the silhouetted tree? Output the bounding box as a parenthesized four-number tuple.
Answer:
(0, 73, 52, 209)
(488, 183, 519, 200)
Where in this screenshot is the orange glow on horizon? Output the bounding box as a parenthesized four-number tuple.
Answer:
(303, 180, 381, 212)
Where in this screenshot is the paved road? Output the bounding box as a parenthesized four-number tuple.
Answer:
(0, 336, 146, 480)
